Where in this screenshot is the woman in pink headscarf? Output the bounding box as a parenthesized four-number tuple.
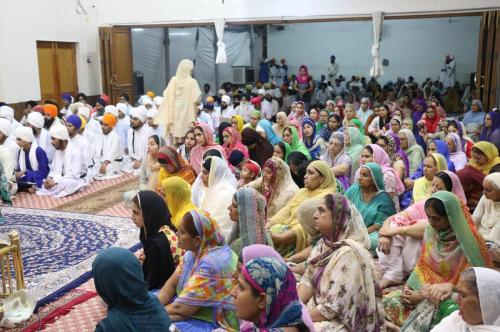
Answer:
(377, 170, 466, 288)
(221, 126, 249, 159)
(293, 65, 314, 110)
(189, 122, 226, 174)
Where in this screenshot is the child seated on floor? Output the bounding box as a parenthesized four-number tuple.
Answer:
(238, 160, 261, 188)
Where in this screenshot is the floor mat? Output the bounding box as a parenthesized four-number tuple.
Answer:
(0, 208, 139, 305)
(0, 288, 97, 332)
(12, 173, 137, 210)
(54, 177, 138, 214)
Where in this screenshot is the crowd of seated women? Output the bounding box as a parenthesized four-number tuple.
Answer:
(91, 75, 500, 332)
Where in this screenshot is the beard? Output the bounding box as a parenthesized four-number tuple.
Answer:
(44, 118, 55, 129)
(131, 122, 143, 130)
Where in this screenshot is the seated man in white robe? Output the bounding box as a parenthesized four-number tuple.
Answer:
(0, 118, 17, 195)
(92, 114, 122, 180)
(37, 124, 86, 198)
(115, 103, 130, 155)
(0, 106, 21, 158)
(146, 108, 164, 137)
(78, 106, 99, 160)
(66, 115, 92, 184)
(125, 107, 154, 174)
(27, 112, 55, 163)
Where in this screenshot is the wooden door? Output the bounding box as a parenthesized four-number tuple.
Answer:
(99, 27, 134, 104)
(476, 11, 500, 111)
(36, 41, 78, 105)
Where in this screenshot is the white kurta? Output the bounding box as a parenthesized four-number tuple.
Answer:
(92, 130, 123, 180)
(116, 116, 130, 154)
(36, 128, 55, 163)
(71, 134, 91, 175)
(127, 125, 154, 163)
(36, 142, 86, 198)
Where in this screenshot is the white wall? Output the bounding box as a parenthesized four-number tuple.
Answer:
(267, 16, 481, 84)
(0, 0, 497, 103)
(0, 1, 101, 103)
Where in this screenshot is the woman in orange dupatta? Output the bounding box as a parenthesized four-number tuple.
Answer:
(156, 146, 196, 191)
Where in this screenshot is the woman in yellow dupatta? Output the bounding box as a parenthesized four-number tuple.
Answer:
(469, 141, 500, 175)
(413, 153, 448, 203)
(231, 115, 244, 133)
(161, 176, 197, 229)
(267, 160, 337, 258)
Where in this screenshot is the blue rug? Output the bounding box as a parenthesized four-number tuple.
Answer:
(0, 207, 140, 306)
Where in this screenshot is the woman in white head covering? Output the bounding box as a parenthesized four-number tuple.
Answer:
(431, 267, 500, 331)
(156, 59, 201, 145)
(473, 172, 500, 264)
(191, 156, 237, 238)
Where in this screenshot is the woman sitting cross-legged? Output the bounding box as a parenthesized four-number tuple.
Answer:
(131, 190, 180, 290)
(157, 210, 239, 332)
(298, 193, 386, 332)
(377, 170, 466, 289)
(473, 172, 500, 266)
(226, 187, 273, 256)
(267, 160, 337, 258)
(93, 247, 173, 332)
(383, 191, 492, 330)
(247, 157, 298, 218)
(232, 256, 307, 332)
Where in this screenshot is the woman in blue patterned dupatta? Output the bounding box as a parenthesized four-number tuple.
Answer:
(302, 118, 324, 159)
(227, 187, 273, 256)
(233, 256, 305, 331)
(158, 210, 239, 332)
(93, 247, 172, 332)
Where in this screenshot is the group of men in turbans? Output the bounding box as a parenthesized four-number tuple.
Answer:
(0, 92, 163, 198)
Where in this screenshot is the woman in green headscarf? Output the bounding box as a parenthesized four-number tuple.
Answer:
(344, 127, 365, 185)
(93, 247, 172, 332)
(384, 191, 492, 330)
(348, 118, 372, 144)
(272, 141, 292, 162)
(345, 162, 397, 252)
(282, 125, 311, 160)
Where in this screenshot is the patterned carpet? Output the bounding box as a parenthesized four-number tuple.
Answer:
(0, 208, 139, 304)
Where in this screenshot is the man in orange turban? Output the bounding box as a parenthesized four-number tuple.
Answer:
(43, 104, 60, 130)
(101, 113, 117, 128)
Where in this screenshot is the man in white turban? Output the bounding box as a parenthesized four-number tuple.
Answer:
(14, 126, 49, 193)
(125, 107, 154, 174)
(37, 124, 86, 197)
(155, 59, 201, 145)
(0, 118, 17, 194)
(146, 108, 163, 137)
(27, 112, 55, 163)
(220, 94, 235, 120)
(115, 103, 130, 154)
